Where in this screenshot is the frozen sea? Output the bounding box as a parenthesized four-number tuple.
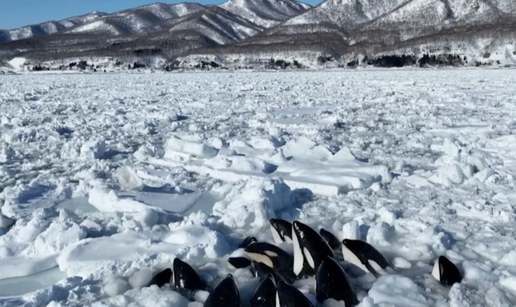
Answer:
(1, 69, 516, 306)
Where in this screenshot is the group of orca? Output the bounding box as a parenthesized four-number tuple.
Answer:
(149, 218, 463, 306)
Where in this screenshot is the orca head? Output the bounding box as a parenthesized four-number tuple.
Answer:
(227, 257, 252, 271)
(250, 274, 277, 307)
(240, 236, 258, 249)
(316, 255, 358, 307)
(252, 261, 279, 281)
(277, 281, 314, 307)
(172, 258, 204, 293)
(244, 242, 293, 272)
(432, 256, 462, 286)
(270, 219, 293, 244)
(342, 239, 390, 277)
(341, 239, 369, 275)
(251, 261, 294, 285)
(148, 268, 172, 287)
(204, 274, 241, 307)
(341, 239, 365, 253)
(292, 221, 334, 277)
(319, 228, 341, 250)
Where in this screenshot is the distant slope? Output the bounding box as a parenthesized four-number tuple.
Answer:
(284, 0, 407, 29)
(0, 11, 107, 43)
(0, 4, 265, 63)
(4, 0, 513, 69)
(165, 7, 263, 44)
(69, 3, 204, 35)
(182, 0, 516, 67)
(219, 0, 311, 27)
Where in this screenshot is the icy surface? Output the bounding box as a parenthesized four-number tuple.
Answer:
(0, 70, 516, 306)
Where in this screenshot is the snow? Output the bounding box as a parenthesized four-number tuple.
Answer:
(80, 140, 106, 160)
(165, 135, 219, 159)
(128, 268, 153, 288)
(342, 220, 361, 240)
(0, 69, 516, 306)
(0, 215, 14, 228)
(104, 277, 131, 297)
(368, 275, 427, 307)
(6, 57, 28, 72)
(220, 0, 310, 28)
(70, 20, 123, 35)
(88, 187, 154, 213)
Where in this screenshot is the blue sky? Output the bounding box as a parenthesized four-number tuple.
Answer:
(1, 0, 318, 30)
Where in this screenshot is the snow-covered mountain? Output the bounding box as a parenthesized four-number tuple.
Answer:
(181, 0, 516, 67)
(220, 0, 311, 27)
(0, 11, 107, 43)
(344, 0, 516, 61)
(164, 7, 264, 44)
(1, 0, 515, 69)
(69, 3, 204, 35)
(285, 0, 407, 29)
(0, 2, 277, 67)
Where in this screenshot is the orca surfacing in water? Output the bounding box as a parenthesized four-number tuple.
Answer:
(319, 228, 341, 250)
(251, 261, 296, 285)
(148, 268, 173, 287)
(431, 255, 462, 286)
(227, 257, 252, 270)
(316, 255, 358, 307)
(172, 258, 204, 293)
(276, 281, 314, 307)
(244, 242, 293, 273)
(292, 221, 334, 277)
(270, 219, 293, 244)
(341, 239, 391, 277)
(250, 274, 277, 307)
(204, 274, 241, 307)
(240, 236, 258, 248)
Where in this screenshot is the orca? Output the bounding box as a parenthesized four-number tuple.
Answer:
(316, 255, 358, 307)
(240, 236, 258, 248)
(204, 274, 241, 307)
(244, 242, 293, 273)
(250, 274, 277, 307)
(319, 228, 341, 250)
(172, 258, 204, 293)
(251, 261, 296, 285)
(341, 239, 391, 277)
(228, 257, 252, 270)
(431, 256, 462, 286)
(292, 221, 334, 277)
(276, 281, 314, 307)
(270, 219, 293, 244)
(148, 268, 172, 287)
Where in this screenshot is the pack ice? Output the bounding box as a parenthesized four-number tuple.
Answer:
(0, 70, 515, 306)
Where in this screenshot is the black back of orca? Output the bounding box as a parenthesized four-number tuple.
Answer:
(292, 221, 334, 277)
(251, 261, 296, 285)
(270, 219, 293, 243)
(244, 242, 293, 273)
(250, 274, 277, 307)
(277, 281, 314, 307)
(204, 275, 241, 307)
(319, 228, 341, 250)
(148, 268, 172, 287)
(173, 258, 204, 293)
(316, 256, 358, 307)
(228, 257, 252, 270)
(433, 256, 462, 286)
(342, 239, 390, 276)
(239, 236, 258, 248)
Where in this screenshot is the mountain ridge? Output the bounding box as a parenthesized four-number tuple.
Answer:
(0, 11, 108, 43)
(1, 0, 515, 70)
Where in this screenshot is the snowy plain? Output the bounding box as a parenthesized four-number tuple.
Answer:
(0, 69, 516, 306)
